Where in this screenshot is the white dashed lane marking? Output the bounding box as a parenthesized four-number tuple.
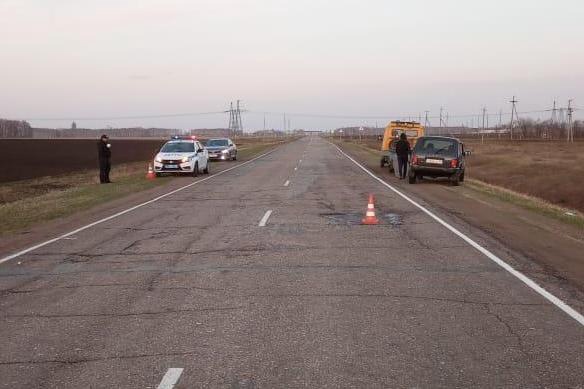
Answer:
(284, 180, 290, 187)
(259, 210, 273, 227)
(157, 368, 183, 389)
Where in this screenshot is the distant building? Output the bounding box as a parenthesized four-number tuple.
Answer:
(71, 121, 77, 130)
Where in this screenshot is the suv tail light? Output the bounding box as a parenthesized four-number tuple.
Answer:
(450, 159, 459, 168)
(411, 154, 419, 165)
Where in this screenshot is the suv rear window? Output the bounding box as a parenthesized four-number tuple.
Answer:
(415, 138, 458, 156)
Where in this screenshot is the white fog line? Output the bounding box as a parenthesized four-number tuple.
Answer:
(157, 368, 183, 389)
(284, 180, 290, 187)
(333, 143, 584, 327)
(0, 149, 279, 265)
(259, 210, 273, 227)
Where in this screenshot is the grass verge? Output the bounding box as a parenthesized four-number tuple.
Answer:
(0, 165, 171, 235)
(0, 139, 286, 236)
(466, 179, 584, 229)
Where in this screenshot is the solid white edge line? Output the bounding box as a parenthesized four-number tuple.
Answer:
(284, 180, 290, 187)
(332, 143, 584, 327)
(259, 210, 273, 227)
(0, 148, 279, 265)
(157, 368, 184, 389)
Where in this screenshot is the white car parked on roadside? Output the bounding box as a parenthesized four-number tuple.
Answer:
(153, 136, 209, 177)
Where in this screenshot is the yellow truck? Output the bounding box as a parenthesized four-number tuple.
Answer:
(380, 121, 425, 173)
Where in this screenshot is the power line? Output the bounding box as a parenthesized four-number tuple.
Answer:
(17, 106, 571, 125)
(23, 111, 226, 121)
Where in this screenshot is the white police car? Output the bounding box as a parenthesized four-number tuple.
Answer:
(153, 136, 209, 177)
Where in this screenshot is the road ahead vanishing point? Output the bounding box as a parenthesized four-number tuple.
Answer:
(1, 137, 583, 388)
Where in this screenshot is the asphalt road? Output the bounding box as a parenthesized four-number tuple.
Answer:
(1, 136, 583, 388)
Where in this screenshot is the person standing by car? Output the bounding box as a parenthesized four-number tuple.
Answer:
(395, 133, 411, 179)
(97, 134, 112, 184)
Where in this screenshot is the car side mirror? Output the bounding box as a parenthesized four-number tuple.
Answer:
(197, 149, 204, 153)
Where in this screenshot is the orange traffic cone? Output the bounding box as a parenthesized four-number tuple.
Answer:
(146, 164, 156, 180)
(362, 194, 379, 225)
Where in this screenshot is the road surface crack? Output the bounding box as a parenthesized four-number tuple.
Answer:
(485, 304, 528, 358)
(0, 350, 204, 366)
(1, 306, 245, 319)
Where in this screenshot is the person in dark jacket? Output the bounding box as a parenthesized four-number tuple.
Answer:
(97, 134, 112, 183)
(395, 133, 411, 179)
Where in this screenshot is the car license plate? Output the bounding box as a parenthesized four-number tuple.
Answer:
(426, 158, 442, 165)
(166, 164, 178, 168)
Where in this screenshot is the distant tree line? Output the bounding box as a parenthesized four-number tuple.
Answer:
(506, 119, 583, 140)
(0, 119, 32, 138)
(332, 120, 584, 140)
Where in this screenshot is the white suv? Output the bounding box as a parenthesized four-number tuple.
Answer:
(154, 137, 209, 177)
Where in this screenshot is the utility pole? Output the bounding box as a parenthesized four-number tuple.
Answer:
(481, 107, 487, 144)
(236, 100, 243, 134)
(509, 96, 518, 140)
(263, 114, 266, 131)
(559, 108, 565, 127)
(283, 113, 286, 134)
(551, 100, 557, 126)
(228, 102, 234, 132)
(424, 111, 431, 129)
(439, 107, 444, 135)
(227, 100, 243, 136)
(567, 99, 574, 143)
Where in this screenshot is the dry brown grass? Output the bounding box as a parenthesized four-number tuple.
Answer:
(464, 139, 584, 213)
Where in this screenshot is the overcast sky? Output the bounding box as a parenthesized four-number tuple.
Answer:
(1, 0, 583, 130)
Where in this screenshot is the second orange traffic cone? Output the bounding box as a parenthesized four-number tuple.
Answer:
(146, 164, 156, 180)
(362, 194, 379, 225)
